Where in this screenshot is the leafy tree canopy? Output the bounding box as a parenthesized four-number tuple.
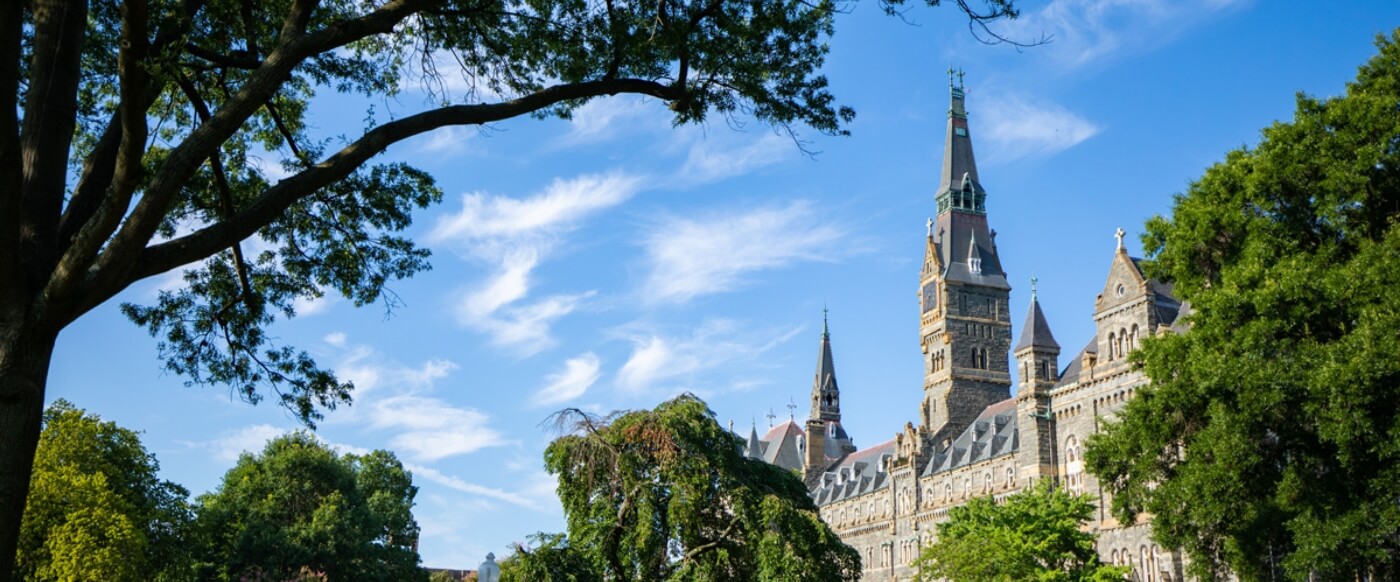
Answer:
(530, 394, 859, 581)
(914, 481, 1126, 582)
(1084, 30, 1400, 582)
(15, 400, 193, 582)
(192, 432, 424, 581)
(0, 0, 1021, 572)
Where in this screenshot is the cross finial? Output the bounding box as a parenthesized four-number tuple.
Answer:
(1115, 227, 1126, 251)
(1031, 276, 1038, 301)
(926, 217, 934, 237)
(957, 69, 966, 89)
(766, 408, 777, 428)
(787, 397, 797, 420)
(947, 66, 956, 87)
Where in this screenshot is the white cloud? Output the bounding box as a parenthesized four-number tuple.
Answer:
(431, 173, 643, 355)
(369, 395, 510, 461)
(992, 0, 1248, 69)
(335, 345, 456, 397)
(642, 201, 846, 304)
(324, 332, 348, 348)
(678, 131, 793, 185)
(429, 173, 643, 248)
(203, 424, 288, 461)
(408, 464, 547, 510)
(614, 319, 802, 396)
(977, 95, 1101, 164)
(555, 97, 663, 147)
(533, 353, 602, 407)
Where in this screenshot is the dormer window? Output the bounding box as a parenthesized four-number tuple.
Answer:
(969, 257, 982, 274)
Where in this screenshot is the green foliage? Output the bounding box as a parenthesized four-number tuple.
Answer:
(914, 481, 1126, 582)
(535, 394, 860, 581)
(499, 533, 598, 582)
(1085, 30, 1400, 582)
(192, 432, 425, 582)
(15, 400, 193, 582)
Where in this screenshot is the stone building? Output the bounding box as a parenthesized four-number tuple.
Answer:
(742, 79, 1189, 581)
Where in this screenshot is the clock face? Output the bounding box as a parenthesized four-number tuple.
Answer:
(922, 281, 938, 313)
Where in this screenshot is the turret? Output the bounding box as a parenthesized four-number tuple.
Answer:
(1014, 278, 1060, 484)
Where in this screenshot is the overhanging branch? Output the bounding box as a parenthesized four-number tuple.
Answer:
(91, 77, 677, 312)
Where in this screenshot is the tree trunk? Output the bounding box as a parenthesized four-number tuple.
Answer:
(0, 313, 55, 582)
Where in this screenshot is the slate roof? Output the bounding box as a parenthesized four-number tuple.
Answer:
(922, 398, 1018, 476)
(933, 212, 1009, 289)
(811, 439, 895, 506)
(936, 87, 981, 197)
(1014, 297, 1059, 352)
(1055, 338, 1097, 388)
(760, 420, 806, 471)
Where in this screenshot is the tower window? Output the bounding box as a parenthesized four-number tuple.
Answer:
(955, 127, 967, 137)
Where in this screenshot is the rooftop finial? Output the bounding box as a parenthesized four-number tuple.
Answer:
(927, 217, 934, 237)
(947, 66, 956, 87)
(822, 305, 829, 339)
(958, 68, 966, 89)
(766, 408, 777, 428)
(1031, 276, 1038, 301)
(1115, 227, 1126, 251)
(787, 397, 797, 420)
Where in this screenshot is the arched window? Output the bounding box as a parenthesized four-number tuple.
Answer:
(1118, 328, 1127, 358)
(1065, 435, 1084, 494)
(1005, 467, 1015, 488)
(1130, 324, 1140, 351)
(963, 479, 971, 499)
(983, 471, 992, 493)
(944, 482, 953, 502)
(1107, 332, 1116, 360)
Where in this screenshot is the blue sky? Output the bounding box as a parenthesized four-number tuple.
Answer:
(45, 0, 1400, 569)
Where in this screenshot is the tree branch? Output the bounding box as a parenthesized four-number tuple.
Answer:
(112, 77, 677, 301)
(53, 0, 431, 322)
(0, 0, 23, 296)
(18, 0, 90, 281)
(682, 514, 742, 561)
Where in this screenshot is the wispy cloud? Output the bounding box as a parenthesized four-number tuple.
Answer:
(408, 464, 547, 510)
(677, 131, 794, 185)
(992, 0, 1248, 69)
(977, 95, 1101, 164)
(614, 319, 803, 396)
(554, 97, 664, 147)
(199, 424, 289, 462)
(429, 173, 643, 250)
(533, 353, 602, 407)
(431, 173, 643, 355)
(369, 395, 510, 461)
(641, 201, 846, 304)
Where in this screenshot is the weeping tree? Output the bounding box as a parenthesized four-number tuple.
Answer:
(0, 0, 1022, 575)
(540, 394, 860, 581)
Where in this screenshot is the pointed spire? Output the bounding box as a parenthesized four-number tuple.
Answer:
(967, 230, 983, 275)
(1015, 282, 1060, 352)
(747, 422, 763, 459)
(936, 70, 983, 215)
(810, 310, 841, 422)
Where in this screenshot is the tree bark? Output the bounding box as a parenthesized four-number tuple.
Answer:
(0, 311, 56, 582)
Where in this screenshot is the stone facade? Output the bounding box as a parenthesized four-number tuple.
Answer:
(743, 80, 1190, 581)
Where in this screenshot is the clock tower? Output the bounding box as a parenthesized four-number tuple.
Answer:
(917, 73, 1014, 447)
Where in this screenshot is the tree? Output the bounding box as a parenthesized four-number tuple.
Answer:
(0, 0, 1025, 573)
(15, 399, 193, 582)
(499, 533, 598, 582)
(1084, 31, 1400, 582)
(535, 394, 860, 581)
(913, 481, 1126, 582)
(192, 432, 424, 581)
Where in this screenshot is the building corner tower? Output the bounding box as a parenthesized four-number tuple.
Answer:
(804, 310, 856, 483)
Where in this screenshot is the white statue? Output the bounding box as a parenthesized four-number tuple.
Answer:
(478, 552, 500, 582)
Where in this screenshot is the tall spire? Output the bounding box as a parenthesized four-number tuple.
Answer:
(936, 69, 984, 215)
(810, 310, 841, 422)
